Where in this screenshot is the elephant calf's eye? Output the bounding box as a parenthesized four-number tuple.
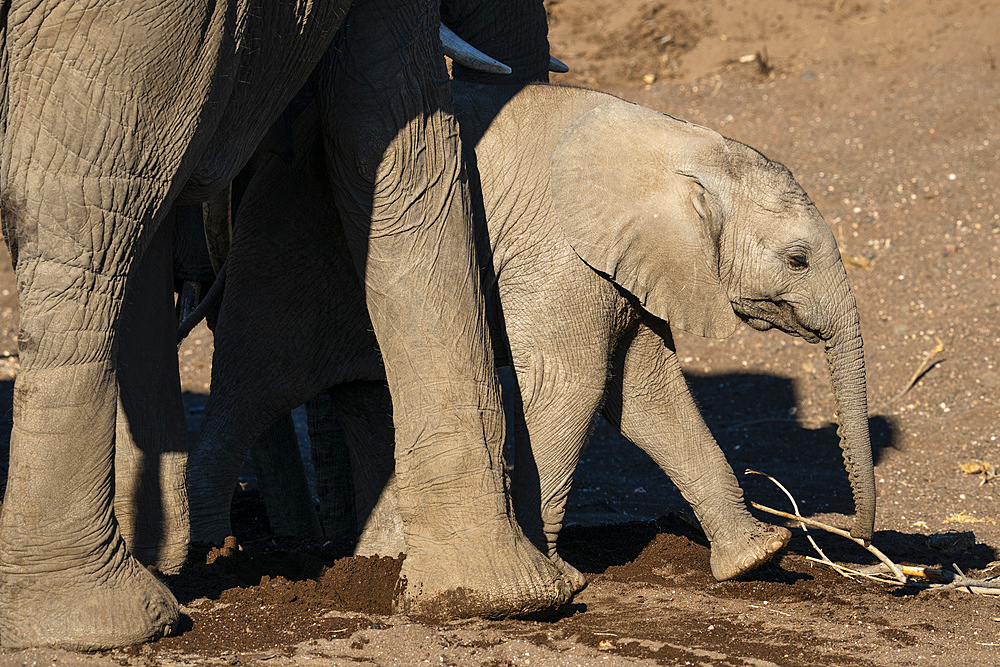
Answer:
(786, 253, 809, 271)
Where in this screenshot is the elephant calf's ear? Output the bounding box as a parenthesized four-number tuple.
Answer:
(549, 102, 739, 339)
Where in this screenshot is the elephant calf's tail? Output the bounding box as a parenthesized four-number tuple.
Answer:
(177, 262, 227, 344)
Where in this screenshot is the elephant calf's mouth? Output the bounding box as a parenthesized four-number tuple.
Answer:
(733, 299, 823, 344)
(742, 315, 774, 332)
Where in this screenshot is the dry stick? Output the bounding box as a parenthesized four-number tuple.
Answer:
(748, 471, 1000, 594)
(810, 556, 1000, 595)
(748, 501, 907, 583)
(746, 470, 831, 564)
(954, 563, 972, 594)
(925, 570, 1000, 595)
(897, 565, 952, 583)
(904, 562, 1000, 595)
(803, 556, 902, 585)
(874, 337, 945, 412)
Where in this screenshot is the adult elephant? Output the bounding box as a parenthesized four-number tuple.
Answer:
(0, 0, 568, 651)
(186, 0, 558, 546)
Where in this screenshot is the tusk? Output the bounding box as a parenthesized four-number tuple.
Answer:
(440, 23, 512, 75)
(548, 55, 570, 73)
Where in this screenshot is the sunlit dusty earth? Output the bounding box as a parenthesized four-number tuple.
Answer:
(1, 0, 999, 664)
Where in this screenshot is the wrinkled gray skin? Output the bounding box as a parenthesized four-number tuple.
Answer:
(203, 82, 875, 591)
(0, 0, 569, 651)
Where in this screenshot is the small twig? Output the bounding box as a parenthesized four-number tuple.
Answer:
(748, 470, 1000, 595)
(954, 563, 972, 594)
(804, 556, 901, 585)
(899, 565, 952, 583)
(876, 337, 944, 410)
(746, 470, 830, 563)
(923, 563, 1000, 595)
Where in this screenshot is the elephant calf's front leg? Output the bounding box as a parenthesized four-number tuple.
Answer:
(606, 323, 790, 581)
(508, 353, 609, 594)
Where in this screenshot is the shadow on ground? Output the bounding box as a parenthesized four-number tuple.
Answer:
(570, 371, 896, 530)
(0, 372, 896, 537)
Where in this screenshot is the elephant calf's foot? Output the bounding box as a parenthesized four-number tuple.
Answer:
(188, 482, 237, 548)
(130, 535, 190, 576)
(396, 519, 574, 619)
(550, 553, 588, 593)
(0, 544, 180, 650)
(118, 459, 190, 575)
(709, 521, 791, 581)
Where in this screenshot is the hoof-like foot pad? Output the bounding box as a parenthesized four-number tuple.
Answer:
(395, 528, 575, 620)
(0, 557, 180, 650)
(711, 523, 792, 581)
(552, 554, 588, 593)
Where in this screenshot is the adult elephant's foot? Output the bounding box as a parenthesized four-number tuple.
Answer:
(0, 362, 181, 649)
(188, 479, 233, 546)
(709, 520, 791, 581)
(354, 474, 406, 557)
(355, 510, 406, 557)
(187, 439, 242, 547)
(189, 504, 235, 548)
(123, 514, 191, 575)
(0, 538, 180, 650)
(396, 518, 574, 619)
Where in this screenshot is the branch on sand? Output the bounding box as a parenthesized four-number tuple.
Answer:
(874, 336, 945, 412)
(746, 469, 1000, 596)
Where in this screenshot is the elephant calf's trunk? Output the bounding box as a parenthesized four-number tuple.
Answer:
(824, 319, 876, 542)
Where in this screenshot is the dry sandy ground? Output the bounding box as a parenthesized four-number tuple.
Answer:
(1, 0, 999, 664)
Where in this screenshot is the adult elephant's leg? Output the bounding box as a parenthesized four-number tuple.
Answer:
(603, 323, 790, 581)
(0, 3, 240, 648)
(188, 306, 318, 545)
(320, 382, 403, 557)
(307, 392, 357, 544)
(250, 412, 323, 539)
(187, 126, 364, 545)
(305, 382, 403, 555)
(114, 215, 190, 574)
(0, 154, 181, 650)
(317, 1, 570, 617)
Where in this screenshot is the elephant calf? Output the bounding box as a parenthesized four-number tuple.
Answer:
(190, 81, 876, 588)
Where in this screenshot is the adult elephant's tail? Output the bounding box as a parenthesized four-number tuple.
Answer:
(1, 1, 14, 267)
(1, 0, 10, 134)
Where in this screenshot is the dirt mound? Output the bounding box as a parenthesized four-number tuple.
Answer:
(137, 509, 997, 664)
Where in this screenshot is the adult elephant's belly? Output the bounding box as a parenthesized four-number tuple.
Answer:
(175, 0, 351, 205)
